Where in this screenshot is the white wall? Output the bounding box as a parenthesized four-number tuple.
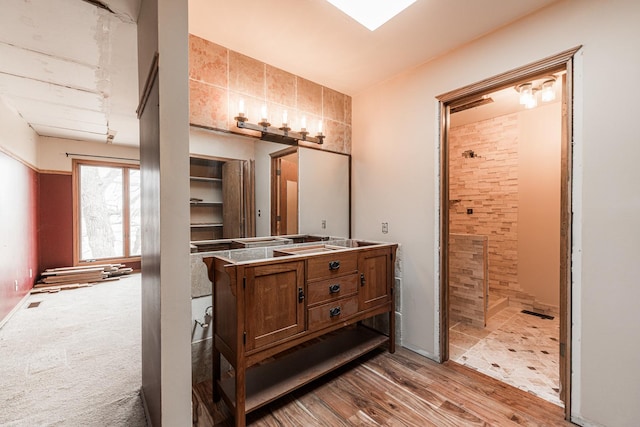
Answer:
(518, 103, 561, 308)
(0, 97, 38, 166)
(190, 127, 256, 161)
(137, 0, 192, 425)
(37, 136, 139, 172)
(352, 1, 640, 426)
(299, 148, 350, 237)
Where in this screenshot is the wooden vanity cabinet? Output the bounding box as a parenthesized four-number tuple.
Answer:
(244, 261, 305, 351)
(204, 243, 397, 427)
(358, 246, 394, 311)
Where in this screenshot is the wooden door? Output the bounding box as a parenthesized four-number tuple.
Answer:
(222, 160, 244, 238)
(358, 247, 392, 311)
(244, 260, 305, 351)
(271, 149, 298, 236)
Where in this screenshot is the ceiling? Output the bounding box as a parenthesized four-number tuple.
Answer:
(0, 0, 140, 146)
(0, 0, 559, 147)
(189, 0, 560, 96)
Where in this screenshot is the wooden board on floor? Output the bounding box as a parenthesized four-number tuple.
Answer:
(193, 347, 571, 427)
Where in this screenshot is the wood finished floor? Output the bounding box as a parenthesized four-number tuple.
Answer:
(192, 347, 572, 426)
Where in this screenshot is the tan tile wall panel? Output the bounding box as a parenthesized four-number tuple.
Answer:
(449, 114, 555, 316)
(449, 234, 488, 327)
(188, 35, 227, 87)
(188, 34, 352, 154)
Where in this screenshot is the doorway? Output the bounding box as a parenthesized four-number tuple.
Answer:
(270, 147, 299, 236)
(438, 47, 579, 420)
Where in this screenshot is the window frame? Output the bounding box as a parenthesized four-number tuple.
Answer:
(72, 159, 141, 266)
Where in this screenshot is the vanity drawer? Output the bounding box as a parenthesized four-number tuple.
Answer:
(308, 296, 359, 332)
(307, 273, 359, 306)
(306, 251, 357, 281)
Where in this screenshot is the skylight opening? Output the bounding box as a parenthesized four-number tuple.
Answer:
(326, 0, 417, 31)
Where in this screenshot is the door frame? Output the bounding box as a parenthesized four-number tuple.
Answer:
(436, 46, 581, 420)
(270, 147, 298, 236)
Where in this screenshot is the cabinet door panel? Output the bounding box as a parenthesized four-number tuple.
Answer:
(245, 261, 305, 351)
(358, 248, 392, 311)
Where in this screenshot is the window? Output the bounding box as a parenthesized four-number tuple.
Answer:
(74, 160, 140, 263)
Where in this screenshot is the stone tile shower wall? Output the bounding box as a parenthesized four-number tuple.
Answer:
(449, 114, 519, 307)
(189, 35, 352, 154)
(449, 234, 488, 328)
(449, 114, 555, 316)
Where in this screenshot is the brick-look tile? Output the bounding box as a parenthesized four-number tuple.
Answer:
(189, 80, 228, 130)
(266, 65, 296, 108)
(323, 87, 345, 123)
(188, 35, 227, 87)
(229, 50, 265, 98)
(449, 112, 551, 314)
(296, 77, 322, 117)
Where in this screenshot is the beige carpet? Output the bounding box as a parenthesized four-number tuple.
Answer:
(0, 274, 146, 426)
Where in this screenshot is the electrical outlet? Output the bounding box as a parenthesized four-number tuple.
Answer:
(382, 222, 389, 234)
(321, 220, 326, 229)
(14, 280, 18, 292)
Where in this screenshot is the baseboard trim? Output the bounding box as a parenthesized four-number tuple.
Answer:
(0, 293, 31, 330)
(401, 343, 438, 363)
(570, 415, 606, 427)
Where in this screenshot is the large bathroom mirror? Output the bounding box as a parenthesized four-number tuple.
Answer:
(189, 127, 350, 243)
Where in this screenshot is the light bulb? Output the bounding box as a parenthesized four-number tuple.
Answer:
(541, 80, 556, 102)
(282, 110, 288, 126)
(261, 104, 268, 121)
(519, 83, 533, 105)
(301, 116, 307, 131)
(238, 99, 245, 115)
(525, 95, 537, 109)
(317, 120, 323, 134)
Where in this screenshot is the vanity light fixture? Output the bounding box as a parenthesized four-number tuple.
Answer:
(515, 76, 557, 109)
(234, 101, 324, 146)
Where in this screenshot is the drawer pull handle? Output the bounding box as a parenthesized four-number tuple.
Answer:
(329, 284, 341, 294)
(298, 287, 305, 303)
(328, 261, 340, 270)
(329, 307, 341, 317)
(360, 273, 366, 286)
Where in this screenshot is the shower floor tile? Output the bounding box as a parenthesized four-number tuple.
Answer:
(449, 306, 562, 406)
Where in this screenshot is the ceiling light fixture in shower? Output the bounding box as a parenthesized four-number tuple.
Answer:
(515, 76, 557, 109)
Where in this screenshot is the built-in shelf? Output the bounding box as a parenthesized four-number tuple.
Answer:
(189, 202, 223, 207)
(190, 223, 223, 228)
(219, 325, 389, 414)
(190, 156, 226, 241)
(190, 176, 223, 183)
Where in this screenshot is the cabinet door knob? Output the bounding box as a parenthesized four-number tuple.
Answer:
(298, 287, 305, 303)
(328, 260, 340, 270)
(329, 284, 341, 294)
(360, 273, 366, 286)
(329, 307, 341, 317)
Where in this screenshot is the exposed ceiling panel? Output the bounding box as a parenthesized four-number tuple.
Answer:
(0, 0, 140, 146)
